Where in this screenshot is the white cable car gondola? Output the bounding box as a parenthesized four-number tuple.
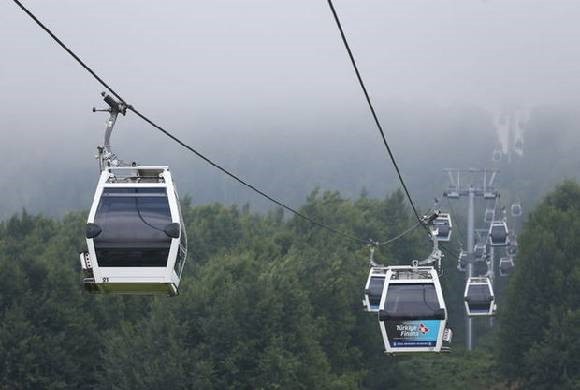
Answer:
(79, 93, 187, 296)
(464, 277, 496, 316)
(511, 202, 522, 218)
(444, 189, 460, 199)
(507, 240, 518, 256)
(433, 213, 452, 242)
(484, 208, 494, 224)
(513, 137, 524, 156)
(378, 266, 452, 353)
(489, 221, 510, 246)
(363, 267, 387, 312)
(492, 148, 502, 163)
(457, 251, 468, 272)
(499, 257, 515, 277)
(473, 243, 486, 262)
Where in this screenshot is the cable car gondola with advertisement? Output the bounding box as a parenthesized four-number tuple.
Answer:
(378, 265, 452, 353)
(79, 93, 187, 296)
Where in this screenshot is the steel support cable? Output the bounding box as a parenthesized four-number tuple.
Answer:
(325, 0, 424, 227)
(439, 244, 461, 261)
(445, 197, 466, 247)
(128, 106, 371, 245)
(377, 220, 421, 246)
(438, 246, 461, 280)
(12, 0, 419, 247)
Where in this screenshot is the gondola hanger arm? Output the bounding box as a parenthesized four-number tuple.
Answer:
(94, 92, 129, 171)
(413, 210, 444, 273)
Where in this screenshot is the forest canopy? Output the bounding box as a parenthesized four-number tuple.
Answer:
(0, 182, 579, 389)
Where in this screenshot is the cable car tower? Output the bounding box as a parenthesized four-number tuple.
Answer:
(79, 93, 188, 296)
(443, 168, 500, 351)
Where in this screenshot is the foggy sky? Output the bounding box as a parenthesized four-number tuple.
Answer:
(3, 1, 580, 137)
(1, 0, 580, 216)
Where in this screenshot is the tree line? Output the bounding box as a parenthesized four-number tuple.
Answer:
(0, 182, 579, 389)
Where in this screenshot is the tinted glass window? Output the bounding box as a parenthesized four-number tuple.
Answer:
(385, 283, 441, 317)
(94, 187, 172, 267)
(491, 225, 507, 239)
(368, 276, 385, 307)
(437, 224, 450, 236)
(467, 284, 491, 302)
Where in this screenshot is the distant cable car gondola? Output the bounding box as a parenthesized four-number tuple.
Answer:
(473, 243, 486, 262)
(483, 191, 497, 200)
(507, 240, 518, 256)
(499, 257, 515, 277)
(378, 266, 452, 353)
(363, 267, 387, 312)
(511, 202, 522, 218)
(433, 213, 452, 242)
(489, 221, 509, 246)
(464, 277, 496, 316)
(457, 251, 468, 272)
(444, 189, 460, 199)
(513, 137, 524, 156)
(492, 148, 502, 163)
(484, 208, 494, 224)
(79, 93, 187, 296)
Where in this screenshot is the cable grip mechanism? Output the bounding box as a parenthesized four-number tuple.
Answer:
(414, 209, 444, 274)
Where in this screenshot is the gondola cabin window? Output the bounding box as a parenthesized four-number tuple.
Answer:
(94, 187, 172, 267)
(384, 284, 441, 319)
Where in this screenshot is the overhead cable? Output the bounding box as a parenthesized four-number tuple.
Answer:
(377, 220, 422, 246)
(12, 0, 412, 247)
(325, 0, 424, 226)
(446, 197, 466, 246)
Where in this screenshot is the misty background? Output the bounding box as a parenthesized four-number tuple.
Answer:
(1, 0, 580, 219)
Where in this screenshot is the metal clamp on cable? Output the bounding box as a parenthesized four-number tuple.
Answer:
(93, 92, 127, 115)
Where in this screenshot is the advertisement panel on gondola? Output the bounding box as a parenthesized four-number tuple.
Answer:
(385, 320, 441, 347)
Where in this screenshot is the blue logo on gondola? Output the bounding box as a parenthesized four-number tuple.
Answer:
(386, 320, 441, 347)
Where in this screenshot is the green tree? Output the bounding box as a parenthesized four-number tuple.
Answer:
(498, 181, 580, 388)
